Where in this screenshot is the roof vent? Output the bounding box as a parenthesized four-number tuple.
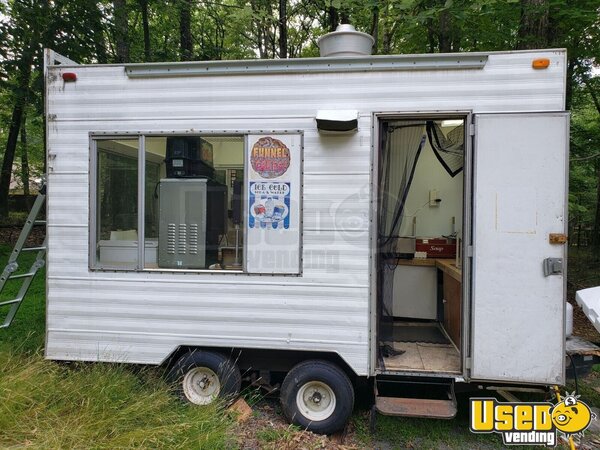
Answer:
(317, 24, 375, 58)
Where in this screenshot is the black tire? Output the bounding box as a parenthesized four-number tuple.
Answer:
(280, 360, 354, 434)
(166, 350, 241, 406)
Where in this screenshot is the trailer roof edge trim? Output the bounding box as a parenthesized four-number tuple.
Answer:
(118, 54, 491, 78)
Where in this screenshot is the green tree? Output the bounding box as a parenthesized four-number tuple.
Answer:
(0, 0, 112, 217)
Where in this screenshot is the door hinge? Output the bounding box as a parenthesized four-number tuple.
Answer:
(465, 357, 472, 369)
(469, 123, 476, 136)
(466, 245, 473, 257)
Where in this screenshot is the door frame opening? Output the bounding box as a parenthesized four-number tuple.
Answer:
(369, 112, 473, 379)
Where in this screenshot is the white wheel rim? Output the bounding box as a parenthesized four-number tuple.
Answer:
(182, 367, 221, 405)
(296, 381, 337, 421)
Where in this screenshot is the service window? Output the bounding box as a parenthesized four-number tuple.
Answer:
(90, 133, 301, 274)
(94, 138, 140, 269)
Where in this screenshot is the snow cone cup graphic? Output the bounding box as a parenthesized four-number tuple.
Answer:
(253, 204, 265, 229)
(272, 204, 285, 229)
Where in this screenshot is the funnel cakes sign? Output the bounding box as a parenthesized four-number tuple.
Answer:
(246, 134, 301, 274)
(250, 137, 291, 178)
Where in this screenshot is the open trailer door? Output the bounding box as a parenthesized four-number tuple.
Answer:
(470, 112, 568, 385)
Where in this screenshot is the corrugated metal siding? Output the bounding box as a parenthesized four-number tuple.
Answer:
(45, 50, 565, 376)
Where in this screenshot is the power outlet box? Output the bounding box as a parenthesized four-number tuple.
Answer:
(429, 189, 439, 207)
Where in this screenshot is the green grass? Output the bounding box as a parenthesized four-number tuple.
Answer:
(0, 245, 234, 449)
(2, 241, 600, 449)
(0, 353, 231, 449)
(352, 394, 538, 450)
(0, 211, 32, 227)
(0, 245, 46, 354)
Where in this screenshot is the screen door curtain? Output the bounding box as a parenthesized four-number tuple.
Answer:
(426, 120, 464, 177)
(378, 121, 426, 345)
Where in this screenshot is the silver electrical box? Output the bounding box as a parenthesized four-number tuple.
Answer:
(158, 179, 208, 269)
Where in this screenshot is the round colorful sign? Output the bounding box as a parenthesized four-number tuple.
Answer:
(250, 137, 290, 179)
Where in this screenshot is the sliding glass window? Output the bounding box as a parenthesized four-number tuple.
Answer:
(91, 135, 245, 272)
(94, 138, 140, 269)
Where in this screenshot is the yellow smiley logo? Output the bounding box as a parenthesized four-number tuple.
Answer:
(551, 396, 594, 436)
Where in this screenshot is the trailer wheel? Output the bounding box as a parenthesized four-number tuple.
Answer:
(280, 360, 354, 434)
(167, 350, 241, 406)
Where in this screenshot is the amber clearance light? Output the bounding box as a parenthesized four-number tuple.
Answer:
(532, 58, 550, 69)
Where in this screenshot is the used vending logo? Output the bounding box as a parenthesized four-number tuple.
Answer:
(470, 394, 596, 446)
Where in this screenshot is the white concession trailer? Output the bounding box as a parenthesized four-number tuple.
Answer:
(44, 31, 570, 433)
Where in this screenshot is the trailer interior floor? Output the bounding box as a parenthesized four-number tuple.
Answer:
(382, 323, 460, 373)
(383, 341, 460, 373)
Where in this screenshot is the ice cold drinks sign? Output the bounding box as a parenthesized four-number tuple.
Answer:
(250, 137, 290, 179)
(249, 182, 290, 230)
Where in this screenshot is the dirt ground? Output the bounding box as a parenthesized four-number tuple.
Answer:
(0, 225, 45, 248)
(572, 302, 600, 344)
(233, 398, 363, 450)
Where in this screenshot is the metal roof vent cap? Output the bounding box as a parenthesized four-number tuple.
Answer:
(317, 24, 375, 57)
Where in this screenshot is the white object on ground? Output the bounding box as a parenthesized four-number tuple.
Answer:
(565, 302, 573, 337)
(575, 286, 600, 335)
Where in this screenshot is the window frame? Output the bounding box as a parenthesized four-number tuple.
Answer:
(89, 130, 303, 275)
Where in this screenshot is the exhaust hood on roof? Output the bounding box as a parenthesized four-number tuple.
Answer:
(317, 24, 375, 58)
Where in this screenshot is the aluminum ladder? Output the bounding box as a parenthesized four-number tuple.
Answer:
(0, 186, 46, 329)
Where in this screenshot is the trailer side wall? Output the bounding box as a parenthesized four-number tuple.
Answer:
(45, 50, 566, 376)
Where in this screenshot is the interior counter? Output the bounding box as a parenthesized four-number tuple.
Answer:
(393, 258, 462, 282)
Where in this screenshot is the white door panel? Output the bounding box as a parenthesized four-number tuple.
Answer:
(471, 113, 568, 384)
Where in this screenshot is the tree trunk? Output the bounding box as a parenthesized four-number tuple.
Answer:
(328, 6, 339, 32)
(451, 24, 461, 52)
(140, 0, 151, 61)
(114, 0, 130, 63)
(20, 114, 30, 199)
(565, 59, 575, 110)
(516, 0, 549, 49)
(340, 10, 350, 24)
(179, 0, 193, 61)
(278, 0, 287, 59)
(586, 79, 600, 250)
(426, 18, 436, 53)
(584, 79, 600, 116)
(381, 14, 398, 55)
(91, 2, 108, 63)
(593, 162, 600, 250)
(438, 9, 452, 52)
(0, 105, 24, 218)
(0, 52, 33, 218)
(370, 0, 379, 54)
(250, 1, 266, 59)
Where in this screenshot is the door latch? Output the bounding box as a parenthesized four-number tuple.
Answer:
(543, 258, 563, 277)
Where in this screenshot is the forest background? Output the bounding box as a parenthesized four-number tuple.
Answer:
(0, 0, 598, 244)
